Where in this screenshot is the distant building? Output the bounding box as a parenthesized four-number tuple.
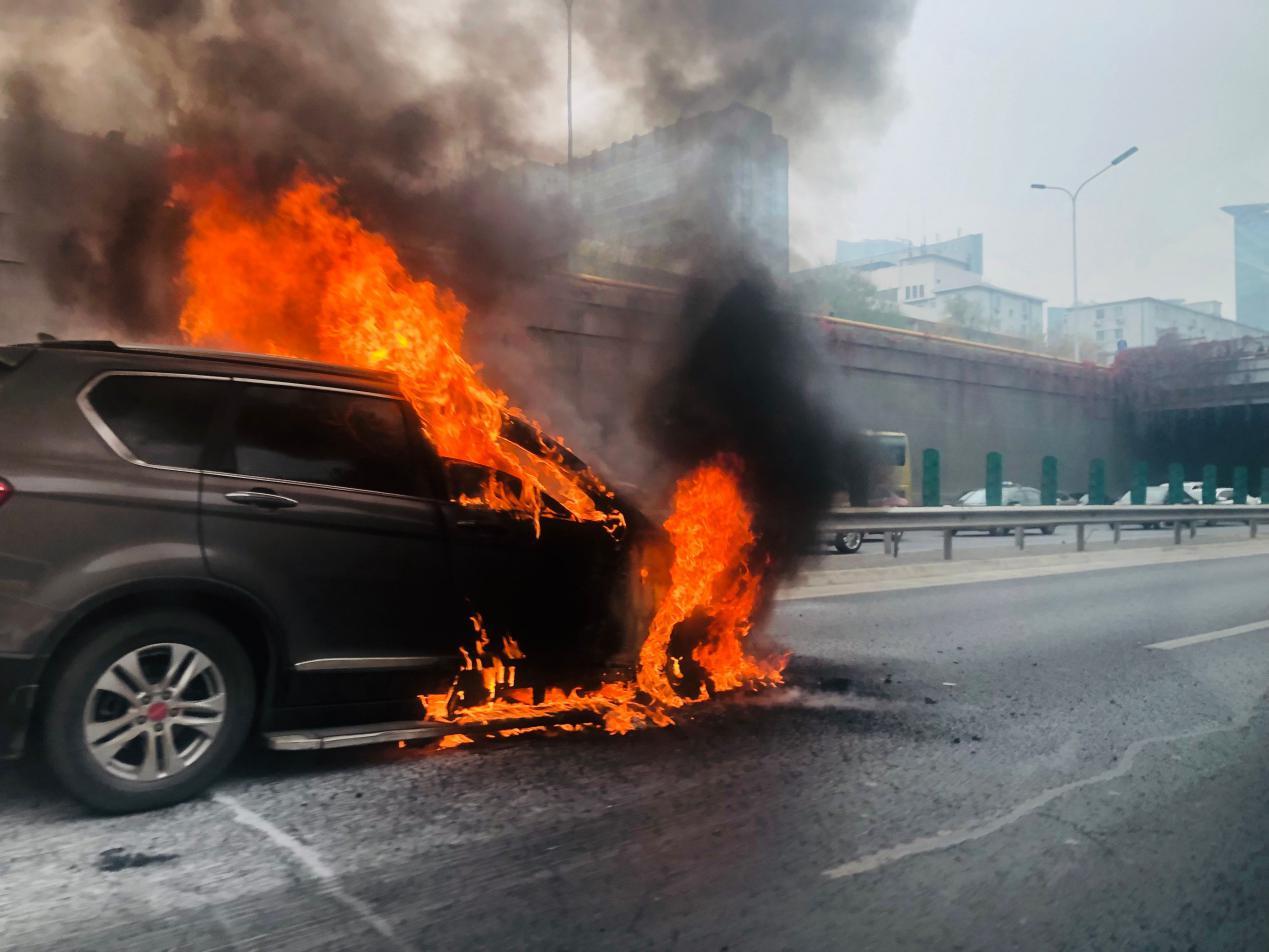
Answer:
(1062, 297, 1245, 363)
(1222, 204, 1269, 329)
(563, 103, 789, 275)
(930, 283, 1044, 340)
(792, 233, 1043, 339)
(835, 233, 984, 275)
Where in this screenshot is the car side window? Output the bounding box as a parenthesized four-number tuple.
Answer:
(228, 384, 417, 496)
(443, 459, 570, 517)
(88, 375, 228, 468)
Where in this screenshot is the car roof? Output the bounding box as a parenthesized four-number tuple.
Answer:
(21, 339, 396, 384)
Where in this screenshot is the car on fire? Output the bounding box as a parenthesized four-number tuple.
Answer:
(0, 339, 653, 812)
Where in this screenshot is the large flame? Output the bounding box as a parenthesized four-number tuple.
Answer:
(177, 171, 614, 529)
(173, 168, 783, 736)
(637, 454, 777, 706)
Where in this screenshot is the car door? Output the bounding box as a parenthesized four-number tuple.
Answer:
(199, 379, 467, 707)
(439, 461, 622, 673)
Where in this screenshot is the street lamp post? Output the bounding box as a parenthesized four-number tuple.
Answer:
(1031, 146, 1138, 308)
(563, 0, 574, 189)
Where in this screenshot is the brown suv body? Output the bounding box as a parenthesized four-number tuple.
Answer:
(0, 341, 637, 807)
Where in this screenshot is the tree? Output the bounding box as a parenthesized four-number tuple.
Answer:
(795, 268, 901, 326)
(942, 293, 988, 331)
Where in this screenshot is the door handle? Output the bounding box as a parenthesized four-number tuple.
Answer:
(224, 489, 299, 510)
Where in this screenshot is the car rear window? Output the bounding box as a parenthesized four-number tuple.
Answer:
(228, 384, 417, 496)
(87, 374, 226, 468)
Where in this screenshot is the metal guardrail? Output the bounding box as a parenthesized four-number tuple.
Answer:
(822, 504, 1268, 559)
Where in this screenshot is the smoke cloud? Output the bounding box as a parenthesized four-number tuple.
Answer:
(576, 0, 915, 135)
(1, 0, 914, 340)
(641, 261, 845, 580)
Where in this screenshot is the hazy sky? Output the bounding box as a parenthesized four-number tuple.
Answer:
(7, 1, 1266, 318)
(819, 0, 1269, 315)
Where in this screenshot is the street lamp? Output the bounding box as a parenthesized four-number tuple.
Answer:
(1031, 146, 1138, 307)
(562, 0, 574, 186)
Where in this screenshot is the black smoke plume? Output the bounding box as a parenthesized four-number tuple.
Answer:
(642, 264, 850, 581)
(2, 0, 914, 341)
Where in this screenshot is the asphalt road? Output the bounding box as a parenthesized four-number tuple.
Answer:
(2, 551, 1268, 950)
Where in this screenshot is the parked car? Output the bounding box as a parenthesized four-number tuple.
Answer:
(951, 483, 1055, 535)
(1113, 484, 1198, 528)
(0, 340, 651, 812)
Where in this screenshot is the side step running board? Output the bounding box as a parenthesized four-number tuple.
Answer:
(264, 711, 603, 751)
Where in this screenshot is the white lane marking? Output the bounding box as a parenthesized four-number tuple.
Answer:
(1144, 620, 1269, 651)
(213, 793, 415, 951)
(822, 704, 1259, 880)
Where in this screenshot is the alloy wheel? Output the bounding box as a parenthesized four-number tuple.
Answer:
(81, 643, 227, 782)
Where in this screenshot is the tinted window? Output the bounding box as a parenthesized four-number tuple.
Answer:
(89, 375, 226, 468)
(230, 385, 416, 495)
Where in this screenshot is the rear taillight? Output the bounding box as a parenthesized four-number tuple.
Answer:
(0, 479, 11, 507)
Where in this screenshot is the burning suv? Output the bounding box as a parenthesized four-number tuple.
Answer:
(0, 339, 648, 812)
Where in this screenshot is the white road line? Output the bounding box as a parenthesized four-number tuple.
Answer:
(213, 793, 415, 952)
(822, 704, 1259, 880)
(1144, 620, 1269, 651)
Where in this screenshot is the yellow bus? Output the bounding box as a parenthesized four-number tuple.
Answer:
(863, 430, 911, 502)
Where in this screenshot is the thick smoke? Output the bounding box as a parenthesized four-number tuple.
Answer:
(2, 0, 914, 341)
(641, 262, 846, 580)
(1, 0, 574, 336)
(576, 0, 915, 135)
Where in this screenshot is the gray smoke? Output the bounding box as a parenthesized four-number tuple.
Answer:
(575, 0, 915, 134)
(1, 0, 914, 341)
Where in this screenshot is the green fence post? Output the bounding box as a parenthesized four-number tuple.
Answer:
(1234, 466, 1248, 504)
(1167, 463, 1184, 504)
(921, 448, 940, 507)
(1201, 464, 1217, 505)
(986, 452, 1003, 506)
(1131, 461, 1148, 505)
(1088, 458, 1106, 505)
(1041, 456, 1058, 506)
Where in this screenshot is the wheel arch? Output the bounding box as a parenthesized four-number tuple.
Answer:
(38, 579, 283, 729)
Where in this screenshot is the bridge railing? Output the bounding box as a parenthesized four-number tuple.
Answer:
(822, 504, 1268, 560)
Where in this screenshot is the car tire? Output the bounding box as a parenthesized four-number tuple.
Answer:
(1040, 525, 1056, 535)
(43, 610, 255, 814)
(834, 531, 863, 554)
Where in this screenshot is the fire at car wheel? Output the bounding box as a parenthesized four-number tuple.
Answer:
(834, 531, 863, 554)
(43, 610, 254, 813)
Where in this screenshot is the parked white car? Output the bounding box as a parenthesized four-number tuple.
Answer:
(1113, 484, 1198, 529)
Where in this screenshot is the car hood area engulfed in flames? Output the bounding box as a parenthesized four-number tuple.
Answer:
(174, 166, 786, 739)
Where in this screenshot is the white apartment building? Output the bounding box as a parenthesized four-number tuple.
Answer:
(1060, 297, 1247, 363)
(860, 253, 1044, 339)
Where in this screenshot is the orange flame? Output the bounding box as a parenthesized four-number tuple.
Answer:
(637, 454, 780, 706)
(172, 167, 782, 740)
(177, 169, 616, 530)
